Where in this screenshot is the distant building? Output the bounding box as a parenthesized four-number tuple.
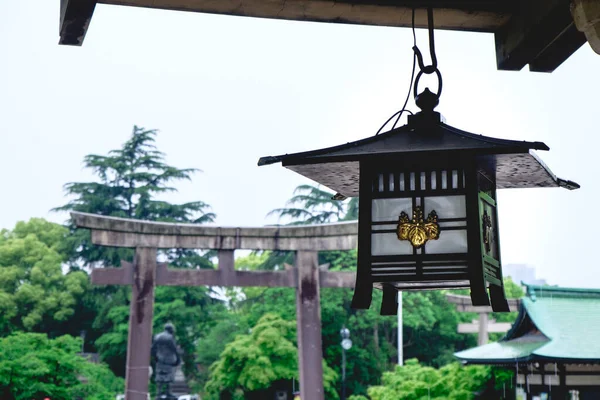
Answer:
(504, 264, 547, 286)
(455, 284, 600, 400)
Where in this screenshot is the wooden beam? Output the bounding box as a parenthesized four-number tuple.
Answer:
(92, 262, 356, 288)
(319, 271, 356, 288)
(457, 317, 512, 337)
(73, 212, 357, 237)
(528, 21, 588, 72)
(91, 261, 134, 285)
(156, 266, 298, 287)
(57, 0, 515, 47)
(459, 321, 512, 334)
(89, 229, 358, 251)
(124, 248, 157, 400)
(494, 0, 586, 72)
(95, 0, 511, 32)
(59, 0, 96, 45)
(57, 0, 586, 71)
(71, 212, 357, 251)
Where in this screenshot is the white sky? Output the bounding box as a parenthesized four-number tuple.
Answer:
(1, 0, 599, 288)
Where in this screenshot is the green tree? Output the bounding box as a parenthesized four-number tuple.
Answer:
(268, 184, 355, 225)
(236, 282, 475, 397)
(0, 219, 87, 336)
(54, 125, 215, 268)
(402, 290, 477, 367)
(0, 332, 123, 400)
(195, 311, 250, 390)
(366, 358, 489, 400)
(205, 314, 338, 400)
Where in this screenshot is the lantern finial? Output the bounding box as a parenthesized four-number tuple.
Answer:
(415, 88, 439, 113)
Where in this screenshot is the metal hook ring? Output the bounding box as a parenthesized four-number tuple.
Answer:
(413, 68, 443, 101)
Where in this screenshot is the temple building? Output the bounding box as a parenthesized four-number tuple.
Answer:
(455, 284, 600, 400)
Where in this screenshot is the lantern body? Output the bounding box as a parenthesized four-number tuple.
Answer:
(353, 155, 507, 313)
(258, 111, 578, 315)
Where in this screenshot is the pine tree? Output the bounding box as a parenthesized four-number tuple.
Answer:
(54, 125, 215, 268)
(267, 184, 347, 225)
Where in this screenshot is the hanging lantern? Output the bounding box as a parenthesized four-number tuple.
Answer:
(258, 9, 579, 315)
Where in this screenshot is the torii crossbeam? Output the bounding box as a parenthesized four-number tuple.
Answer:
(72, 212, 358, 400)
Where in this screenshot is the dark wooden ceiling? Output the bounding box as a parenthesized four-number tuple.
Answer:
(59, 0, 587, 72)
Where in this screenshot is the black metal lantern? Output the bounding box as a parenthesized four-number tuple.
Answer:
(258, 9, 579, 315)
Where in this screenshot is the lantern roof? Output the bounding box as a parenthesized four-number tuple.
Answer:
(258, 112, 579, 197)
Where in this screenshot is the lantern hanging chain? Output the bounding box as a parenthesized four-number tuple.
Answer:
(375, 8, 417, 135)
(413, 7, 443, 102)
(390, 8, 418, 130)
(376, 7, 442, 135)
(414, 7, 438, 75)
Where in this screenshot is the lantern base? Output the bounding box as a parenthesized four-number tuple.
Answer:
(489, 285, 510, 312)
(351, 280, 510, 315)
(350, 278, 373, 309)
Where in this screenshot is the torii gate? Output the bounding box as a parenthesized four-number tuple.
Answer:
(446, 293, 521, 346)
(71, 212, 357, 400)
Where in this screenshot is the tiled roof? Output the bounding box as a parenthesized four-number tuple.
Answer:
(455, 285, 600, 364)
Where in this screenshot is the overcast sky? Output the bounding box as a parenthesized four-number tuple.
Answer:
(1, 0, 599, 288)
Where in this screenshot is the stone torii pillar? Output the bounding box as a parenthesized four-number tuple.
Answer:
(72, 212, 357, 400)
(446, 293, 521, 345)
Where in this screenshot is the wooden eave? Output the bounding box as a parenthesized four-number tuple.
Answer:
(59, 0, 588, 73)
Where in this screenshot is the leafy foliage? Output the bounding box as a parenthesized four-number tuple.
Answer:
(366, 358, 489, 400)
(205, 314, 338, 400)
(0, 219, 87, 336)
(402, 290, 477, 367)
(0, 332, 123, 400)
(227, 259, 480, 397)
(195, 311, 250, 389)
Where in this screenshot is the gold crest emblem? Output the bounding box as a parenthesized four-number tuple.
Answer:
(397, 206, 440, 248)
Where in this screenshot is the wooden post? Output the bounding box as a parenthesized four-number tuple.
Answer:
(125, 247, 157, 400)
(295, 251, 324, 400)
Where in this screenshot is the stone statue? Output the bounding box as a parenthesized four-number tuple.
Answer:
(151, 323, 181, 400)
